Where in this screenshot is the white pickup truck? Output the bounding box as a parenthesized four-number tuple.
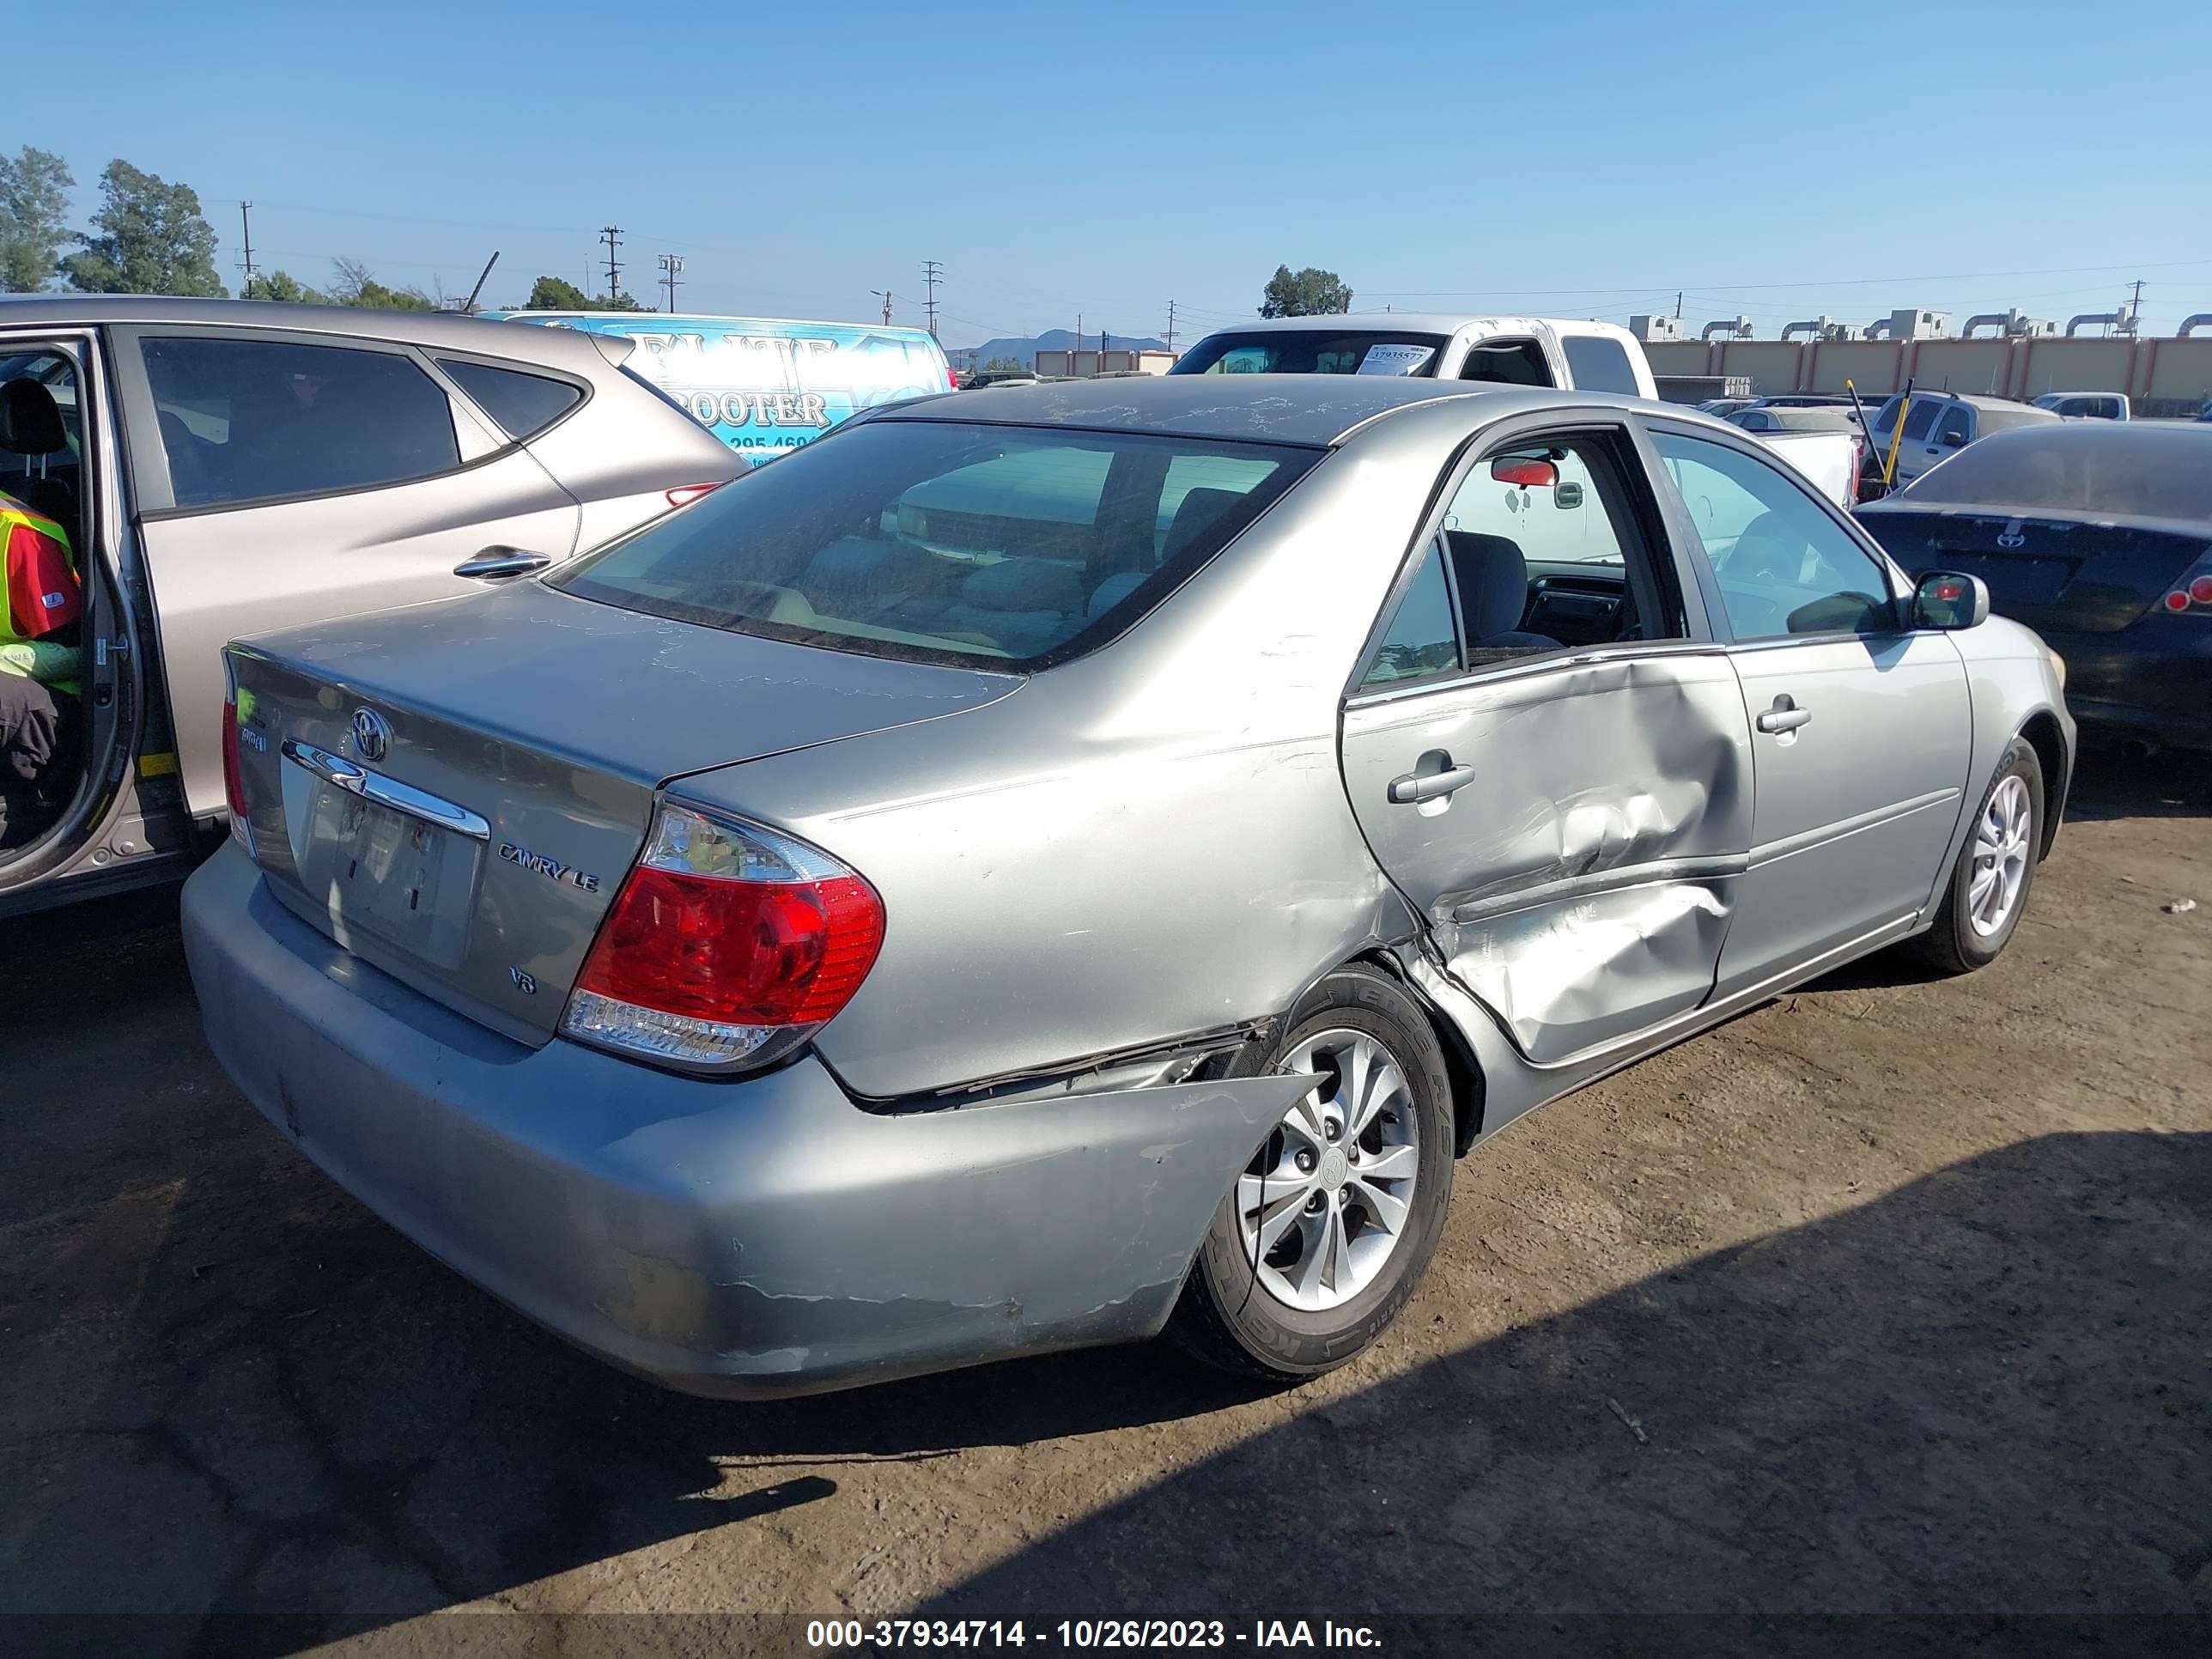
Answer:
(1169, 313, 1861, 507)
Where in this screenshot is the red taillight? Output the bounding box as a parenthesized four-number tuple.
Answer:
(2165, 590, 2192, 613)
(221, 696, 248, 819)
(665, 483, 721, 509)
(2191, 575, 2212, 605)
(562, 805, 884, 1070)
(946, 368, 960, 390)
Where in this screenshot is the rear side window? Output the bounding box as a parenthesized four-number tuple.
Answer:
(1360, 542, 1460, 687)
(434, 357, 583, 441)
(1561, 335, 1641, 395)
(138, 337, 460, 510)
(553, 420, 1317, 669)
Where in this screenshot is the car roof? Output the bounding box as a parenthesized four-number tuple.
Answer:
(880, 373, 1594, 446)
(1893, 390, 2051, 413)
(0, 295, 617, 373)
(1184, 313, 1627, 337)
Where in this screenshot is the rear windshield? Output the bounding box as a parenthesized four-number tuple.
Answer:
(1172, 331, 1450, 378)
(551, 418, 1316, 669)
(1896, 425, 2212, 520)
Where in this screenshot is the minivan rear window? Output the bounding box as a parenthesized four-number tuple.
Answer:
(551, 419, 1317, 669)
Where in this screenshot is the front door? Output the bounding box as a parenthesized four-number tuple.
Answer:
(1340, 420, 1753, 1066)
(1648, 427, 1972, 994)
(110, 326, 582, 820)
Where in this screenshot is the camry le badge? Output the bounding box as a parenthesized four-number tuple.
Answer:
(498, 842, 603, 893)
(349, 707, 392, 762)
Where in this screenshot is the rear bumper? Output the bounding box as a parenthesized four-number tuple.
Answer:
(180, 846, 1297, 1397)
(2046, 626, 2212, 752)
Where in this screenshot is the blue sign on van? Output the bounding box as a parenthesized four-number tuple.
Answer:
(484, 313, 953, 457)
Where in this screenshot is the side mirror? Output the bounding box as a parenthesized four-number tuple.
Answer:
(1942, 429, 1967, 448)
(1912, 570, 1990, 630)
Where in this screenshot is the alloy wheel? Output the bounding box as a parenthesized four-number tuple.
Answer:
(1237, 1029, 1420, 1312)
(1968, 774, 2033, 939)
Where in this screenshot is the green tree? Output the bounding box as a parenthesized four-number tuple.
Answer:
(329, 257, 434, 311)
(524, 275, 591, 310)
(241, 269, 326, 304)
(62, 160, 225, 296)
(0, 146, 75, 293)
(595, 289, 648, 312)
(982, 356, 1025, 373)
(1258, 264, 1352, 319)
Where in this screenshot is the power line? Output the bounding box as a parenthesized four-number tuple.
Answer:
(921, 260, 942, 339)
(658, 252, 685, 313)
(599, 225, 623, 300)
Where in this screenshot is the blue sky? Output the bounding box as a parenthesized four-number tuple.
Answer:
(16, 0, 2212, 346)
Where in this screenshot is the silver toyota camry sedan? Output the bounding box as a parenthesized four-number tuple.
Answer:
(182, 376, 2073, 1397)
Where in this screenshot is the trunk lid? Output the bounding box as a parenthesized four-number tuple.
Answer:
(227, 580, 1019, 1043)
(1857, 507, 2210, 635)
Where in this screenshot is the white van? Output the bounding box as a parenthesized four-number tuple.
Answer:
(1169, 313, 1658, 398)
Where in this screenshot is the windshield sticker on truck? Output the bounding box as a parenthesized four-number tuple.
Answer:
(1355, 343, 1437, 377)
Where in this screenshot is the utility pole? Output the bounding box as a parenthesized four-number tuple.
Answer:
(1674, 290, 1683, 319)
(871, 289, 893, 325)
(238, 202, 257, 287)
(2130, 277, 2144, 327)
(1075, 313, 1083, 355)
(1165, 300, 1176, 351)
(599, 225, 623, 301)
(658, 252, 685, 313)
(921, 259, 942, 338)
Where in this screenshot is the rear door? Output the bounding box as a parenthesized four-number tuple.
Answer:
(1340, 415, 1754, 1068)
(111, 325, 582, 818)
(1649, 424, 1972, 992)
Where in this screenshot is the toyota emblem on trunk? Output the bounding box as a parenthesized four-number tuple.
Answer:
(349, 708, 392, 763)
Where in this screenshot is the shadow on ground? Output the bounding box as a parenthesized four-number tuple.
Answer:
(2065, 743, 2207, 823)
(908, 1130, 2212, 1626)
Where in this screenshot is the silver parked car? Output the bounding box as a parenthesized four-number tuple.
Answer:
(0, 298, 741, 915)
(182, 377, 2074, 1396)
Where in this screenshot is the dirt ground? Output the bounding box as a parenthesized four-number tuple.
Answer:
(2, 750, 2207, 1657)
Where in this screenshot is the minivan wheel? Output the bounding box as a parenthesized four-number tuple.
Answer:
(1167, 965, 1454, 1382)
(1912, 737, 2045, 975)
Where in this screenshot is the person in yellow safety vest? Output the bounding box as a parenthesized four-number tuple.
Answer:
(0, 488, 82, 848)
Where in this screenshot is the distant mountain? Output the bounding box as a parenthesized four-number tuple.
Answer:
(947, 327, 1175, 369)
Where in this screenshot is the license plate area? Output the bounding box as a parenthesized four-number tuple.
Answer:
(284, 769, 482, 969)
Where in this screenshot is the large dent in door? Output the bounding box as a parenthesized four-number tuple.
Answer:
(1449, 879, 1732, 1063)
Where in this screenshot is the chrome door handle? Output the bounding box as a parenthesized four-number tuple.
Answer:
(1757, 702, 1813, 735)
(453, 548, 553, 580)
(1388, 764, 1478, 804)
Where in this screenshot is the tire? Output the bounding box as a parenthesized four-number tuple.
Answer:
(1166, 964, 1455, 1382)
(1912, 736, 2045, 975)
